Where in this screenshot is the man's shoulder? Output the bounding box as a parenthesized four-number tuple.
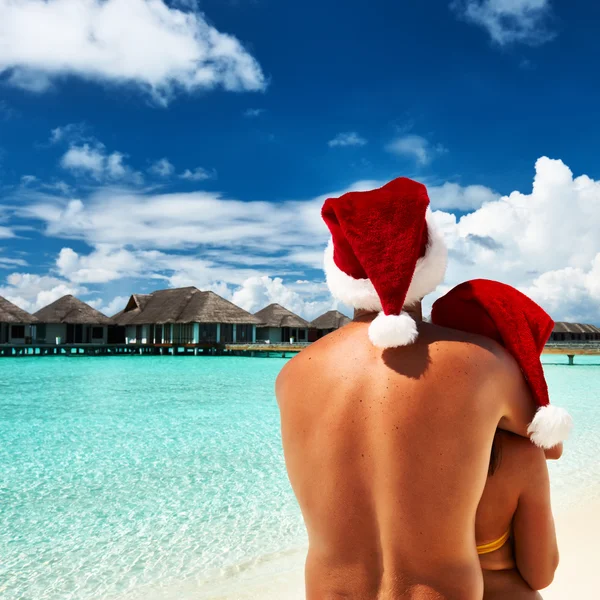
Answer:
(275, 339, 326, 400)
(276, 325, 364, 401)
(277, 322, 521, 394)
(277, 331, 335, 372)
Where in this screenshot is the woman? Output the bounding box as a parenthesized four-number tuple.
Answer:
(430, 279, 566, 598)
(476, 430, 560, 599)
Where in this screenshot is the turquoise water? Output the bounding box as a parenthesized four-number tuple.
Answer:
(0, 357, 303, 600)
(0, 354, 598, 600)
(541, 355, 600, 509)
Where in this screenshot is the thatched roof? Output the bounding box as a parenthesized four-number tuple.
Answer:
(254, 303, 309, 329)
(310, 310, 351, 330)
(34, 295, 113, 325)
(114, 287, 262, 325)
(553, 322, 600, 334)
(112, 294, 151, 325)
(0, 295, 38, 324)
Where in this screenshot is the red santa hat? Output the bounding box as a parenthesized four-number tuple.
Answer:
(321, 177, 447, 348)
(431, 279, 573, 449)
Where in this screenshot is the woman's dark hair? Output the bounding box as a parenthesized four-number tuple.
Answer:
(489, 431, 502, 476)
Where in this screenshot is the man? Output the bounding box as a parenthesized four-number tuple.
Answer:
(276, 178, 569, 600)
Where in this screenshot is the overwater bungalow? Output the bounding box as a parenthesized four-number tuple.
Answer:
(549, 322, 600, 342)
(33, 295, 113, 344)
(254, 303, 310, 343)
(0, 295, 38, 344)
(308, 310, 352, 341)
(113, 286, 261, 344)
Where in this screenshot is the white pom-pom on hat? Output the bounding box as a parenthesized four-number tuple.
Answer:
(527, 404, 574, 449)
(368, 312, 418, 348)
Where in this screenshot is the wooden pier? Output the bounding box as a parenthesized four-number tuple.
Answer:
(543, 342, 600, 365)
(224, 342, 310, 358)
(0, 341, 311, 358)
(1, 341, 598, 362)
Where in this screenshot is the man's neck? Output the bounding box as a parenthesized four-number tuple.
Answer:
(354, 303, 423, 323)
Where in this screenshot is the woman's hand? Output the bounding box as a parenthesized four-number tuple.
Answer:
(544, 443, 563, 460)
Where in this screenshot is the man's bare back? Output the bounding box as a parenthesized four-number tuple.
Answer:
(277, 315, 537, 600)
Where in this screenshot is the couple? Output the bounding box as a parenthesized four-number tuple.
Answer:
(277, 179, 572, 600)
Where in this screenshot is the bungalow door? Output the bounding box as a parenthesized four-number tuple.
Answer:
(66, 324, 75, 344)
(220, 324, 233, 343)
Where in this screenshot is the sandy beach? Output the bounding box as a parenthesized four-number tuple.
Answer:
(201, 495, 600, 600)
(543, 498, 600, 599)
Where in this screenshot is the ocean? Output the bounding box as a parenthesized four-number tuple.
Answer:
(0, 354, 598, 600)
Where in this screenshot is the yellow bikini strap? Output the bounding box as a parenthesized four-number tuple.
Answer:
(476, 529, 510, 555)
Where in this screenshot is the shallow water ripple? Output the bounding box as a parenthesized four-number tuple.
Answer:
(0, 357, 304, 600)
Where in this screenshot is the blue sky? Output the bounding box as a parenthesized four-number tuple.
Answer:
(0, 0, 599, 323)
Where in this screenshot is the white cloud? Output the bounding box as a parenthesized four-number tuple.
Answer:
(96, 295, 129, 316)
(50, 126, 66, 144)
(428, 182, 500, 210)
(51, 124, 143, 183)
(17, 184, 334, 253)
(61, 144, 105, 178)
(0, 205, 16, 239)
(54, 245, 268, 292)
(149, 158, 175, 178)
(243, 108, 265, 118)
(8, 159, 600, 324)
(20, 175, 37, 186)
(425, 157, 600, 322)
(60, 142, 143, 183)
(0, 207, 15, 239)
(106, 152, 127, 179)
(523, 260, 600, 323)
(7, 68, 51, 92)
(42, 181, 73, 195)
(386, 134, 447, 165)
(0, 0, 266, 104)
(232, 275, 300, 313)
(160, 253, 265, 289)
(0, 255, 27, 269)
(451, 0, 554, 46)
(0, 272, 86, 312)
(285, 249, 327, 269)
(231, 275, 340, 321)
(328, 132, 367, 148)
(49, 123, 87, 144)
(179, 167, 215, 181)
(56, 246, 145, 283)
